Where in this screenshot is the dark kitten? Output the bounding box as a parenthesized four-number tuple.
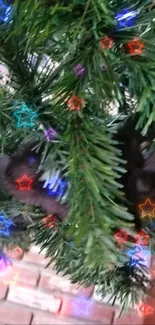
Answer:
(0, 115, 155, 227)
(116, 114, 155, 229)
(0, 142, 68, 220)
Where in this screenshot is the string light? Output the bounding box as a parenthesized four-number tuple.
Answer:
(127, 39, 144, 55)
(0, 0, 12, 22)
(0, 213, 13, 236)
(100, 36, 113, 49)
(73, 64, 85, 77)
(16, 175, 33, 191)
(13, 104, 37, 127)
(44, 127, 57, 140)
(115, 8, 137, 29)
(67, 96, 83, 111)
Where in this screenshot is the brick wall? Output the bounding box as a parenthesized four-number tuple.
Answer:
(143, 256, 155, 325)
(0, 245, 146, 325)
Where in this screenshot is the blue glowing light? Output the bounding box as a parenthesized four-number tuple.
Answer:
(73, 296, 93, 317)
(28, 156, 36, 163)
(149, 221, 155, 229)
(0, 213, 13, 236)
(127, 244, 151, 267)
(0, 0, 12, 22)
(127, 244, 150, 258)
(127, 245, 141, 258)
(130, 257, 142, 267)
(13, 104, 37, 128)
(115, 8, 137, 29)
(46, 176, 67, 198)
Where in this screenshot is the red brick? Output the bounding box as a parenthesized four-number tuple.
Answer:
(0, 266, 19, 287)
(0, 301, 32, 325)
(32, 311, 96, 325)
(39, 270, 94, 297)
(8, 263, 40, 287)
(114, 311, 143, 325)
(23, 247, 50, 267)
(0, 283, 8, 300)
(7, 285, 62, 313)
(60, 296, 114, 324)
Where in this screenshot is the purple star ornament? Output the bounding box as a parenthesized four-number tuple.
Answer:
(73, 64, 85, 77)
(44, 127, 57, 141)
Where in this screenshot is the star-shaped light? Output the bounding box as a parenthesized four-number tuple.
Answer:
(127, 244, 142, 258)
(115, 8, 137, 29)
(73, 64, 85, 77)
(43, 215, 57, 228)
(100, 64, 108, 72)
(128, 244, 150, 258)
(45, 173, 68, 198)
(127, 39, 144, 55)
(127, 244, 150, 267)
(67, 96, 83, 111)
(0, 0, 12, 22)
(100, 36, 114, 49)
(13, 104, 37, 127)
(136, 302, 154, 317)
(138, 198, 155, 219)
(44, 127, 57, 140)
(115, 229, 129, 247)
(0, 213, 13, 236)
(130, 258, 142, 267)
(134, 230, 149, 246)
(16, 175, 33, 191)
(73, 296, 93, 317)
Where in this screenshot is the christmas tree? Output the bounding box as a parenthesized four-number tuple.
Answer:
(0, 0, 155, 315)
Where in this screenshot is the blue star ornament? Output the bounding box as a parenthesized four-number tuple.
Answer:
(13, 104, 37, 127)
(47, 178, 67, 197)
(127, 244, 151, 267)
(0, 0, 12, 22)
(130, 257, 142, 267)
(115, 8, 137, 29)
(127, 244, 141, 258)
(44, 171, 68, 199)
(73, 296, 93, 317)
(0, 213, 13, 236)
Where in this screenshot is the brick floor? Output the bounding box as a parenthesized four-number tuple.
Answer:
(0, 245, 148, 325)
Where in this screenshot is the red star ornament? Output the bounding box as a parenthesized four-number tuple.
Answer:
(43, 215, 57, 228)
(138, 198, 155, 219)
(67, 96, 83, 111)
(115, 229, 129, 247)
(16, 175, 33, 191)
(100, 36, 113, 49)
(134, 230, 149, 246)
(127, 39, 144, 55)
(136, 302, 154, 317)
